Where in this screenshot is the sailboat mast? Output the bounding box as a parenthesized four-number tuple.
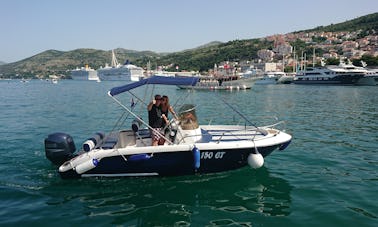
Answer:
(111, 50, 119, 67)
(304, 53, 307, 71)
(293, 47, 296, 73)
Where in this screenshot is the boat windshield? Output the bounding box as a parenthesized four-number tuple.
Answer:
(178, 104, 199, 130)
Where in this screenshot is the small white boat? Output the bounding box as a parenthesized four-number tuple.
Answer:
(44, 76, 292, 179)
(255, 71, 287, 85)
(277, 73, 295, 84)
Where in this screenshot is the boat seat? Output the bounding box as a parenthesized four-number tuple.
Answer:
(135, 128, 151, 147)
(101, 134, 119, 149)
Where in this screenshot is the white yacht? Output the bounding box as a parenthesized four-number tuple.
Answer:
(357, 69, 378, 85)
(293, 61, 365, 85)
(255, 71, 287, 85)
(325, 60, 376, 86)
(97, 50, 144, 81)
(277, 73, 295, 84)
(354, 61, 378, 86)
(70, 65, 99, 81)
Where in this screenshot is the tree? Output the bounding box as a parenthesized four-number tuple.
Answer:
(361, 54, 378, 66)
(326, 58, 339, 65)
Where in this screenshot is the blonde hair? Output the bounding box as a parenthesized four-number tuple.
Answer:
(162, 95, 169, 106)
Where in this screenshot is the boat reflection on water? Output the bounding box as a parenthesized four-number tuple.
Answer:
(235, 168, 292, 217)
(43, 168, 292, 225)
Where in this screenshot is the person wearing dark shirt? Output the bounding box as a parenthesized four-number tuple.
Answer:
(147, 94, 163, 146)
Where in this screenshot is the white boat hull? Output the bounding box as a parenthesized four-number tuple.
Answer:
(50, 125, 291, 178)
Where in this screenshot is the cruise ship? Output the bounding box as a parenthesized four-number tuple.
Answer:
(293, 61, 365, 85)
(97, 50, 144, 81)
(70, 65, 99, 81)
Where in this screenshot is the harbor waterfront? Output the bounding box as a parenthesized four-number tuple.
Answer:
(0, 80, 377, 226)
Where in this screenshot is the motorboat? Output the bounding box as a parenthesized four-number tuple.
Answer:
(44, 76, 292, 179)
(255, 71, 287, 85)
(277, 73, 295, 84)
(177, 75, 256, 90)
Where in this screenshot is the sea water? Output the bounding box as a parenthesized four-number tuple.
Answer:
(0, 80, 376, 226)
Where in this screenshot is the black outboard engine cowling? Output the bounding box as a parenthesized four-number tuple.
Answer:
(45, 132, 76, 165)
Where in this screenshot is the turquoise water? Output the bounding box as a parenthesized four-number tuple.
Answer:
(0, 80, 377, 226)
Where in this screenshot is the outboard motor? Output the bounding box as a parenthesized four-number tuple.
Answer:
(45, 132, 76, 165)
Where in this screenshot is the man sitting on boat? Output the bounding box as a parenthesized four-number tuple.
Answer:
(147, 94, 164, 146)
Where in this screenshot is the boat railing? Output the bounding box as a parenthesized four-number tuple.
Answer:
(202, 117, 244, 126)
(261, 120, 287, 131)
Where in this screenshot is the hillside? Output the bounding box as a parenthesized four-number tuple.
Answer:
(299, 12, 378, 33)
(135, 39, 273, 72)
(1, 12, 377, 78)
(137, 12, 378, 71)
(0, 48, 160, 77)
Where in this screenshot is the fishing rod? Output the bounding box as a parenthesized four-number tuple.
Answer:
(216, 94, 267, 135)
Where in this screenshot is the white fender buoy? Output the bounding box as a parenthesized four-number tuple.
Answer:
(247, 153, 264, 169)
(82, 132, 105, 152)
(75, 158, 99, 174)
(82, 140, 95, 152)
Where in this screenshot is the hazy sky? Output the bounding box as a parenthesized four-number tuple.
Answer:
(1, 0, 377, 63)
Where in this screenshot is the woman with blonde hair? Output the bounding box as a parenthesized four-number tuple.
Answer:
(160, 95, 178, 128)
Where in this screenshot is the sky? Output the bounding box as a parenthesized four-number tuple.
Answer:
(1, 0, 377, 63)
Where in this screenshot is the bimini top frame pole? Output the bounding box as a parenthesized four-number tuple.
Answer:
(108, 94, 175, 145)
(107, 76, 199, 145)
(108, 76, 199, 97)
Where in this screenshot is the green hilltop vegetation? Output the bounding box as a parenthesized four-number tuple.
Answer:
(300, 12, 378, 33)
(135, 39, 274, 72)
(1, 12, 377, 78)
(0, 48, 159, 78)
(148, 12, 378, 72)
